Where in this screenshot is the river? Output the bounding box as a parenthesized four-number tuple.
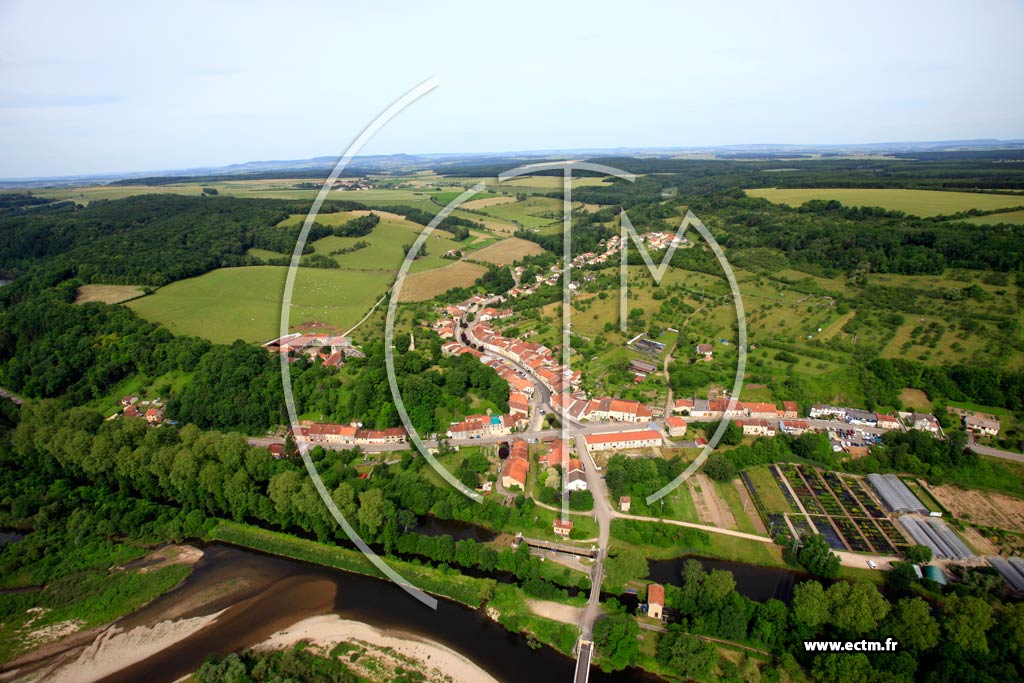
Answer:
(647, 556, 808, 603)
(29, 543, 663, 683)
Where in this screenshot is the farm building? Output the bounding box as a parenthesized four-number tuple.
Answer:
(629, 359, 658, 376)
(619, 496, 631, 512)
(867, 473, 929, 514)
(988, 556, 1024, 592)
(898, 516, 973, 560)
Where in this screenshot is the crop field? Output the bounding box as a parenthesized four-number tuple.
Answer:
(459, 195, 517, 210)
(74, 284, 146, 304)
(473, 196, 572, 229)
(469, 237, 546, 265)
(745, 187, 1024, 217)
(309, 218, 464, 273)
(127, 265, 393, 343)
(452, 175, 613, 192)
(398, 261, 488, 302)
(763, 464, 908, 554)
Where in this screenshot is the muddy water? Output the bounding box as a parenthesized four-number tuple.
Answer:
(72, 543, 663, 683)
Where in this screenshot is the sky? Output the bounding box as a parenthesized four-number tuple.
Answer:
(1, 0, 1022, 178)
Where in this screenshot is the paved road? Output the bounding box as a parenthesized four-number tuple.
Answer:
(967, 431, 1024, 463)
(574, 640, 593, 683)
(575, 437, 611, 642)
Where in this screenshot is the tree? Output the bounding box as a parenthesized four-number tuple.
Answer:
(605, 549, 648, 587)
(903, 544, 932, 564)
(826, 581, 890, 635)
(797, 534, 840, 578)
(942, 594, 993, 653)
(655, 629, 716, 679)
(720, 421, 744, 446)
(593, 613, 639, 671)
(751, 598, 788, 648)
(703, 453, 736, 481)
(357, 488, 389, 538)
(885, 597, 939, 652)
(811, 652, 874, 683)
(885, 561, 919, 593)
(792, 580, 828, 629)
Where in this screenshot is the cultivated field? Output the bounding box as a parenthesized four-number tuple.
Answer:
(745, 187, 1024, 217)
(472, 196, 571, 229)
(927, 483, 1024, 534)
(127, 266, 393, 343)
(398, 261, 488, 302)
(459, 196, 517, 210)
(469, 237, 545, 265)
(74, 284, 146, 304)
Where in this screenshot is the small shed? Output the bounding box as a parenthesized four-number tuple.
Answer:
(923, 565, 948, 586)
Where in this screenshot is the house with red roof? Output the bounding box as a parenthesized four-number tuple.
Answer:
(648, 583, 665, 620)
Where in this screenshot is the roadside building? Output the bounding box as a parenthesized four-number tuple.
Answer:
(647, 583, 665, 620)
(553, 519, 574, 537)
(665, 416, 688, 437)
(584, 430, 663, 452)
(782, 401, 799, 419)
(501, 457, 529, 490)
(910, 413, 940, 434)
(965, 414, 1000, 437)
(619, 496, 631, 512)
(737, 419, 776, 437)
(673, 397, 694, 414)
(875, 414, 902, 430)
(781, 420, 809, 435)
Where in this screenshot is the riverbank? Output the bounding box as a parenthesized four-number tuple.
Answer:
(205, 520, 581, 656)
(206, 520, 495, 609)
(256, 614, 500, 683)
(0, 545, 202, 668)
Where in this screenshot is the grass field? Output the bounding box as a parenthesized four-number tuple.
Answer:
(74, 284, 146, 304)
(744, 466, 793, 513)
(128, 266, 393, 343)
(745, 187, 1024, 217)
(899, 388, 932, 411)
(473, 196, 569, 229)
(961, 209, 1024, 226)
(469, 237, 546, 265)
(398, 261, 488, 302)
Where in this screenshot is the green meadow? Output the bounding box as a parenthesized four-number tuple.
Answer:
(128, 266, 394, 343)
(745, 187, 1024, 217)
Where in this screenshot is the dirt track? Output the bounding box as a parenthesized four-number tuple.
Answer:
(688, 473, 736, 529)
